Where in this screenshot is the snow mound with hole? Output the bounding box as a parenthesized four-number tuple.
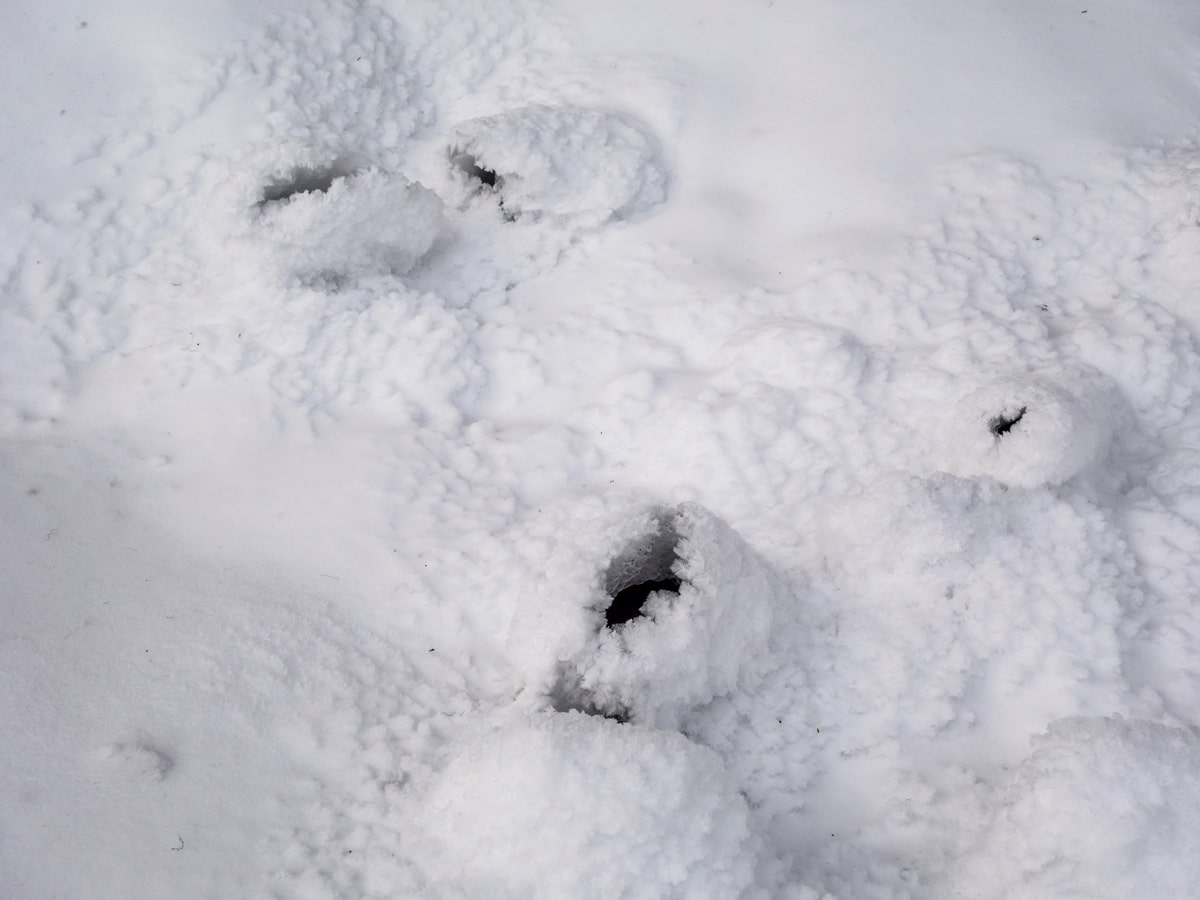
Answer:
(508, 500, 789, 729)
(448, 105, 668, 222)
(938, 371, 1115, 488)
(944, 717, 1200, 899)
(415, 711, 779, 900)
(247, 166, 445, 284)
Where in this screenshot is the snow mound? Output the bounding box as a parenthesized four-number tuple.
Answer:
(508, 501, 789, 729)
(416, 711, 773, 900)
(448, 105, 668, 222)
(248, 163, 445, 284)
(938, 372, 1114, 488)
(945, 717, 1200, 899)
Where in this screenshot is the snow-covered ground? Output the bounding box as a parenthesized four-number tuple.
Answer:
(5, 1, 1200, 897)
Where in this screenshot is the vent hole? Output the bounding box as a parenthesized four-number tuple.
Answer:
(450, 151, 501, 190)
(603, 514, 682, 629)
(471, 164, 498, 188)
(606, 576, 682, 627)
(989, 406, 1027, 437)
(260, 163, 355, 205)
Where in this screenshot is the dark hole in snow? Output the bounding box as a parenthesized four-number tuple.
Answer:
(548, 672, 630, 723)
(471, 164, 498, 188)
(260, 162, 355, 205)
(606, 576, 682, 627)
(989, 406, 1028, 437)
(449, 151, 501, 190)
(603, 514, 683, 629)
(546, 511, 688, 723)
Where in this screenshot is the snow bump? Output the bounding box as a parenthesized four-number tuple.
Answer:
(416, 712, 771, 900)
(251, 166, 446, 285)
(510, 501, 788, 730)
(448, 105, 668, 223)
(939, 372, 1114, 488)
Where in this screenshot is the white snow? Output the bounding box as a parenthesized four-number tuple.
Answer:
(4, 0, 1200, 897)
(413, 711, 777, 899)
(448, 105, 668, 222)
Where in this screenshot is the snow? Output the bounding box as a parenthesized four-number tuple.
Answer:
(413, 711, 777, 899)
(509, 501, 786, 729)
(448, 105, 668, 222)
(4, 0, 1200, 897)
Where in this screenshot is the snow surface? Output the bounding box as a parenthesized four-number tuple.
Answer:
(5, 0, 1200, 897)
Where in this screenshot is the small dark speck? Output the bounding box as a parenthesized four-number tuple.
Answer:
(78, 20, 88, 28)
(429, 648, 435, 652)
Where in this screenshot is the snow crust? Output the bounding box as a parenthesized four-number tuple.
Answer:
(5, 0, 1200, 898)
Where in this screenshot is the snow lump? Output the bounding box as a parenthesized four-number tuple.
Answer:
(938, 371, 1115, 488)
(508, 501, 790, 730)
(448, 105, 668, 223)
(415, 711, 776, 900)
(251, 165, 445, 285)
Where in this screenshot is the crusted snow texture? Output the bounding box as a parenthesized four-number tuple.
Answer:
(508, 501, 787, 729)
(942, 717, 1200, 899)
(415, 711, 776, 900)
(604, 513, 680, 597)
(448, 105, 668, 222)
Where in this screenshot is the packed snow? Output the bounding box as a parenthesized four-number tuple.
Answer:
(4, 0, 1200, 897)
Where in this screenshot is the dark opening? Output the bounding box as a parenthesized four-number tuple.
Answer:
(260, 163, 354, 205)
(602, 514, 682, 629)
(471, 164, 498, 187)
(989, 406, 1027, 437)
(450, 151, 501, 191)
(547, 669, 630, 722)
(605, 575, 682, 627)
